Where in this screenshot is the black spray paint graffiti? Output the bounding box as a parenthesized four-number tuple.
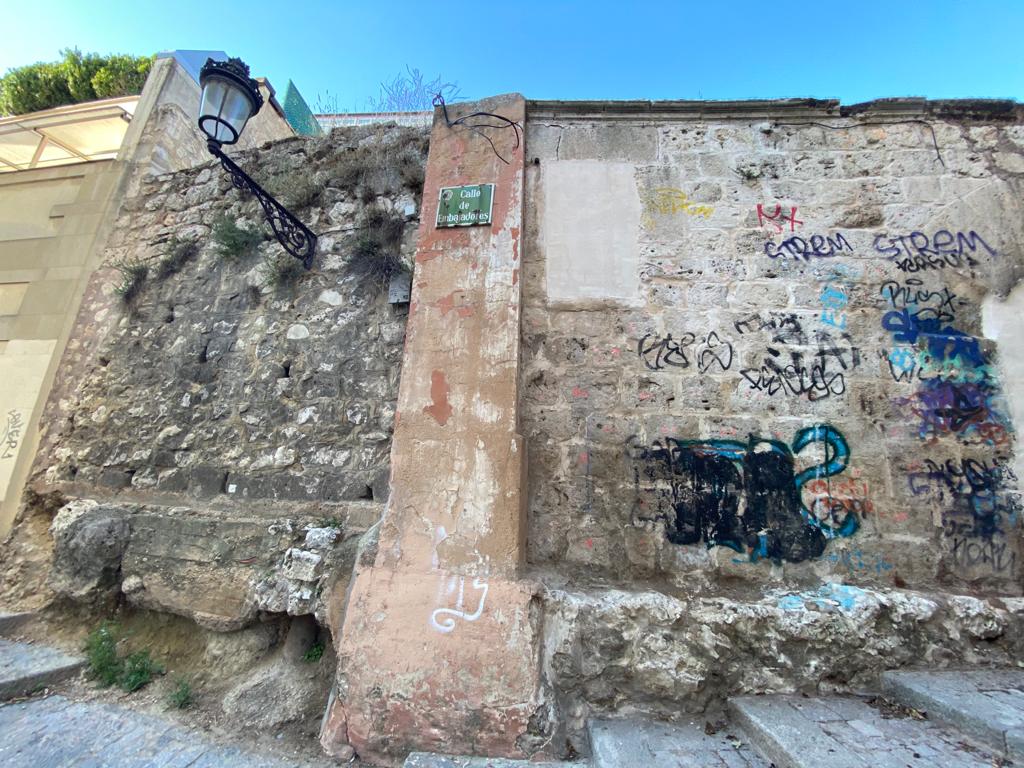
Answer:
(734, 312, 806, 345)
(907, 457, 1021, 575)
(908, 458, 1020, 536)
(879, 278, 964, 324)
(1, 410, 23, 460)
(638, 332, 733, 374)
(739, 330, 860, 401)
(631, 425, 857, 563)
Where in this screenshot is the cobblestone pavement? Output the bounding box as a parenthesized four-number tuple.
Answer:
(0, 694, 315, 767)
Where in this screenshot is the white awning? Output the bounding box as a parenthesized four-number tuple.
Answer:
(0, 96, 139, 173)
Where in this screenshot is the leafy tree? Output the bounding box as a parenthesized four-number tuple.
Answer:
(62, 48, 104, 102)
(0, 49, 154, 116)
(0, 61, 71, 115)
(92, 54, 153, 99)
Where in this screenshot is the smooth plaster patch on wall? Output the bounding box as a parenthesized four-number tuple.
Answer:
(0, 283, 29, 318)
(0, 339, 55, 498)
(542, 160, 641, 304)
(984, 284, 1024, 485)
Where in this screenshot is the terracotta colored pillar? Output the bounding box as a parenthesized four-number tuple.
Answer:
(322, 94, 546, 764)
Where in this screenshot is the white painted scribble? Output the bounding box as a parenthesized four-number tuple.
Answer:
(429, 575, 489, 633)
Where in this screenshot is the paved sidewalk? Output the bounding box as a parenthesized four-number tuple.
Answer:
(0, 694, 313, 767)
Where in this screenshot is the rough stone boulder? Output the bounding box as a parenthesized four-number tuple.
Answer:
(46, 497, 379, 631)
(48, 499, 130, 603)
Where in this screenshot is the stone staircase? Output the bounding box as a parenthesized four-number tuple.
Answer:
(407, 669, 1024, 767)
(0, 614, 85, 700)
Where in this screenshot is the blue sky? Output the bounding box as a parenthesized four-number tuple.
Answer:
(2, 1, 1022, 110)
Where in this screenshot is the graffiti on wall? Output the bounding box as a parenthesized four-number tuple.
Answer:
(641, 188, 713, 229)
(739, 330, 860, 401)
(756, 204, 803, 233)
(874, 229, 997, 273)
(631, 425, 857, 563)
(637, 331, 733, 373)
(907, 456, 1020, 575)
(764, 232, 853, 261)
(1, 409, 24, 460)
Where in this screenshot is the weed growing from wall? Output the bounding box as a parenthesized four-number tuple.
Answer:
(303, 641, 325, 663)
(155, 237, 199, 280)
(211, 214, 263, 261)
(111, 258, 148, 305)
(347, 205, 408, 291)
(325, 130, 429, 202)
(259, 253, 306, 289)
(273, 172, 322, 211)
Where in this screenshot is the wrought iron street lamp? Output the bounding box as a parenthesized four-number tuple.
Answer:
(197, 57, 317, 268)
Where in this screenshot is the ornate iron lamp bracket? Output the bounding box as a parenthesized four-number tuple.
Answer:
(206, 139, 317, 269)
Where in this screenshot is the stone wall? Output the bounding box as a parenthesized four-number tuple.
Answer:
(14, 122, 427, 626)
(521, 99, 1024, 596)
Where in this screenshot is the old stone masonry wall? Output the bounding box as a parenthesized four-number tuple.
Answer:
(522, 101, 1024, 596)
(10, 123, 427, 628)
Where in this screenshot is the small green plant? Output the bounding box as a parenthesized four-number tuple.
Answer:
(84, 623, 163, 693)
(347, 206, 408, 291)
(212, 214, 263, 260)
(111, 258, 148, 305)
(85, 622, 121, 686)
(167, 676, 193, 709)
(259, 253, 305, 289)
(303, 642, 325, 663)
(155, 237, 198, 280)
(120, 650, 163, 693)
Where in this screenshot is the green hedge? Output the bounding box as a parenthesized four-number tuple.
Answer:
(0, 48, 154, 116)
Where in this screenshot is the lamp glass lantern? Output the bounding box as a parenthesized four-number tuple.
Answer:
(198, 58, 264, 146)
(195, 56, 317, 268)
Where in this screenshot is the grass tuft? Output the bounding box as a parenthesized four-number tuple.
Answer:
(84, 622, 164, 693)
(155, 237, 199, 280)
(120, 650, 163, 692)
(111, 259, 148, 305)
(167, 676, 193, 709)
(347, 206, 408, 291)
(303, 642, 325, 663)
(259, 253, 306, 290)
(212, 214, 263, 260)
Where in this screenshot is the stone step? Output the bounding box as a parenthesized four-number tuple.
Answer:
(729, 694, 1002, 768)
(404, 754, 585, 767)
(588, 716, 772, 767)
(0, 694, 325, 766)
(0, 638, 85, 700)
(881, 668, 1024, 760)
(0, 612, 33, 636)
